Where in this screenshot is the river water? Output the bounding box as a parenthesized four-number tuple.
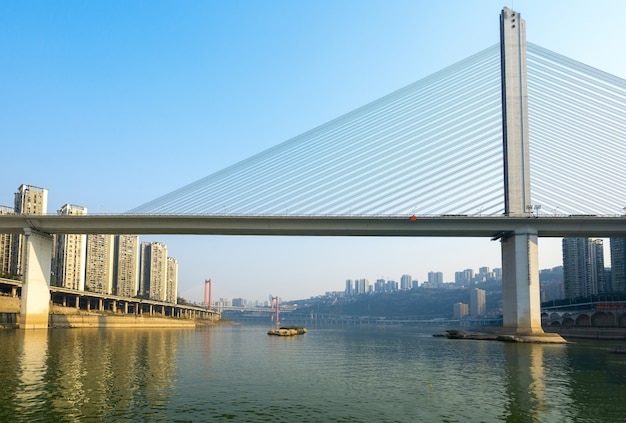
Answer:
(1, 324, 625, 422)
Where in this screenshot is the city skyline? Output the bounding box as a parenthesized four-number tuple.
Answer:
(2, 2, 626, 303)
(0, 184, 180, 303)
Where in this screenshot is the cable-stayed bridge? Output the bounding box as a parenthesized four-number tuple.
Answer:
(125, 44, 625, 217)
(1, 9, 625, 340)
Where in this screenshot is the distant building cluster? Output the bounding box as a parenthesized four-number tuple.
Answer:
(344, 276, 421, 295)
(336, 236, 626, 309)
(452, 288, 486, 318)
(231, 298, 247, 307)
(339, 268, 500, 319)
(343, 265, 502, 298)
(288, 239, 626, 322)
(214, 297, 268, 309)
(562, 237, 626, 301)
(454, 267, 502, 287)
(0, 184, 178, 303)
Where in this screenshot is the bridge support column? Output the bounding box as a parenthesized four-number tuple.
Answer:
(19, 228, 52, 329)
(501, 228, 540, 333)
(500, 228, 566, 342)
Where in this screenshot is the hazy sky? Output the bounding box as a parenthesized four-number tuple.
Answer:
(1, 1, 625, 303)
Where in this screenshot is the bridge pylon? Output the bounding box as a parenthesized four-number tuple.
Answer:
(499, 8, 565, 343)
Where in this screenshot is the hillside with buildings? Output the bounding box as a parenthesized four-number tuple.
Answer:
(290, 285, 501, 320)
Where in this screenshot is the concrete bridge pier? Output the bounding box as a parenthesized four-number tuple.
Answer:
(19, 228, 52, 329)
(500, 228, 565, 342)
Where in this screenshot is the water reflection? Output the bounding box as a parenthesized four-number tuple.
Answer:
(3, 326, 626, 421)
(502, 343, 574, 421)
(16, 330, 49, 420)
(0, 329, 179, 422)
(563, 339, 626, 422)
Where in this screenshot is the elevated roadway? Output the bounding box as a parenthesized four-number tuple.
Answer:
(1, 214, 625, 238)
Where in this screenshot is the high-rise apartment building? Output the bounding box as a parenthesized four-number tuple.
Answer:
(541, 280, 564, 302)
(463, 269, 474, 285)
(400, 274, 412, 290)
(0, 205, 14, 275)
(470, 288, 486, 317)
(11, 184, 48, 276)
(428, 271, 443, 286)
(345, 279, 353, 296)
(85, 234, 115, 294)
(140, 241, 168, 301)
(453, 302, 469, 319)
(610, 238, 626, 293)
(493, 268, 502, 280)
(374, 278, 386, 293)
(53, 204, 87, 290)
(14, 184, 48, 214)
(356, 278, 369, 295)
(166, 257, 178, 304)
(562, 238, 605, 299)
(476, 267, 494, 283)
(113, 235, 139, 298)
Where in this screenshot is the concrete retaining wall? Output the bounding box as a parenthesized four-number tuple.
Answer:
(0, 296, 220, 329)
(49, 313, 198, 328)
(0, 311, 211, 329)
(0, 312, 18, 328)
(544, 326, 626, 340)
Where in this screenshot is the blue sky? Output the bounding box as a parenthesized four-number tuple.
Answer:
(1, 1, 625, 303)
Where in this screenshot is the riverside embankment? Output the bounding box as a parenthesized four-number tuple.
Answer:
(0, 296, 222, 329)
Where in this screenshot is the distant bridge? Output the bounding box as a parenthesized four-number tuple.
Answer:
(542, 302, 626, 339)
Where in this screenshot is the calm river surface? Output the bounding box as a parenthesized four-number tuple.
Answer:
(1, 324, 626, 422)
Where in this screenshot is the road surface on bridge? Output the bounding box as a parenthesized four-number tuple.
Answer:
(0, 214, 625, 238)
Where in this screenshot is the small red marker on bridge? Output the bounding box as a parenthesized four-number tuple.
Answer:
(410, 215, 417, 221)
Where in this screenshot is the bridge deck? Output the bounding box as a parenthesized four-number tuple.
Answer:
(0, 214, 625, 237)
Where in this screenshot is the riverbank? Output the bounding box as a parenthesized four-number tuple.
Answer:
(544, 326, 626, 340)
(0, 296, 225, 329)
